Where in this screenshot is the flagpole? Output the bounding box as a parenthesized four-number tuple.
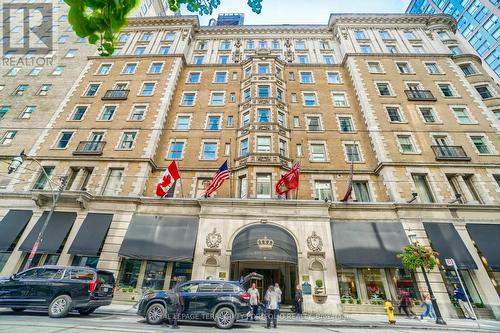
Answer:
(295, 140, 303, 200)
(229, 138, 233, 199)
(174, 137, 184, 199)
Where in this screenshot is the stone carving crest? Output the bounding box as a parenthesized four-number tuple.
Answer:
(307, 231, 323, 252)
(206, 228, 222, 249)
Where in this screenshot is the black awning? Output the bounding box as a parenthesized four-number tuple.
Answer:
(466, 224, 500, 271)
(68, 213, 113, 256)
(423, 223, 477, 270)
(331, 221, 409, 268)
(19, 211, 77, 254)
(118, 215, 199, 262)
(0, 210, 33, 252)
(231, 224, 298, 264)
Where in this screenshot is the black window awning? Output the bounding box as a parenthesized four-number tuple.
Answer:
(19, 211, 77, 254)
(423, 223, 477, 270)
(231, 224, 298, 264)
(466, 224, 500, 271)
(331, 221, 409, 268)
(68, 213, 113, 256)
(0, 210, 33, 252)
(118, 215, 199, 262)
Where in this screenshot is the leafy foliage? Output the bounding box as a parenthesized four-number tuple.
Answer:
(397, 243, 439, 272)
(66, 0, 264, 56)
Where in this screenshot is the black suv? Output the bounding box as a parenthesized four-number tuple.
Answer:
(137, 273, 262, 329)
(0, 265, 115, 318)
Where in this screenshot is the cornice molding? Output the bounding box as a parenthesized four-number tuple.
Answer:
(196, 25, 331, 36)
(127, 15, 200, 28)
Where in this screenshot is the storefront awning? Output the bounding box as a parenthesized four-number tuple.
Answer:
(0, 210, 33, 252)
(118, 215, 199, 262)
(331, 221, 409, 268)
(19, 211, 77, 254)
(231, 224, 298, 264)
(68, 213, 113, 256)
(466, 224, 500, 271)
(423, 223, 477, 270)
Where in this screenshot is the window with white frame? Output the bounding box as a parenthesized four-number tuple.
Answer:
(214, 71, 227, 83)
(306, 116, 321, 131)
(353, 181, 371, 202)
(360, 45, 372, 53)
(438, 83, 455, 97)
(55, 131, 73, 149)
(257, 109, 270, 123)
(320, 40, 330, 49)
(218, 56, 229, 64)
(277, 112, 285, 127)
(424, 62, 441, 74)
(134, 47, 145, 55)
(194, 56, 204, 65)
(379, 30, 391, 40)
(419, 107, 437, 123)
(206, 115, 221, 130)
(376, 82, 392, 96)
(32, 166, 54, 190)
(181, 92, 196, 106)
(310, 143, 326, 161)
(323, 55, 334, 64)
(164, 32, 175, 41)
(470, 136, 491, 154)
(475, 84, 494, 99)
(257, 136, 271, 153)
(12, 84, 28, 95)
(300, 71, 313, 83)
(6, 67, 20, 76)
(187, 72, 201, 83)
(240, 138, 249, 156)
(220, 40, 231, 50)
(141, 32, 152, 42)
(227, 115, 233, 127)
(129, 105, 146, 121)
(452, 107, 473, 124)
(291, 93, 297, 103)
(397, 135, 416, 153)
(210, 92, 225, 106)
(344, 143, 361, 162)
(386, 45, 398, 53)
(258, 86, 270, 98)
(201, 142, 217, 160)
(367, 61, 383, 73)
(122, 63, 137, 74)
(256, 174, 271, 198)
(303, 93, 318, 106)
(99, 105, 116, 120)
(492, 108, 500, 121)
(258, 64, 270, 74)
(412, 174, 435, 203)
(71, 106, 87, 120)
(396, 62, 411, 74)
(139, 82, 156, 96)
(1, 131, 17, 145)
(244, 66, 252, 78)
(297, 55, 309, 64)
(293, 116, 299, 127)
(175, 115, 190, 130)
(315, 180, 333, 201)
(167, 141, 184, 159)
(338, 116, 354, 132)
(244, 88, 251, 101)
(97, 63, 112, 75)
(272, 40, 280, 49)
(276, 88, 284, 101)
(118, 132, 137, 149)
(246, 40, 254, 49)
(459, 63, 476, 76)
(296, 144, 303, 157)
(197, 41, 207, 50)
(102, 168, 124, 196)
(20, 106, 36, 119)
(295, 40, 306, 49)
(149, 62, 163, 74)
(279, 139, 287, 156)
(327, 72, 340, 83)
(386, 106, 403, 122)
(242, 112, 250, 126)
(354, 30, 366, 39)
(412, 45, 424, 53)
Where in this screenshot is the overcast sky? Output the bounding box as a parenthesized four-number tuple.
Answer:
(180, 0, 413, 26)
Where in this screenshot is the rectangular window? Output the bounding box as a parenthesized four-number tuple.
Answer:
(218, 56, 229, 64)
(194, 56, 204, 65)
(258, 64, 270, 74)
(123, 63, 137, 74)
(452, 107, 472, 124)
(295, 40, 306, 49)
(368, 61, 383, 73)
(257, 109, 270, 123)
(438, 83, 454, 97)
(470, 136, 490, 154)
(277, 112, 285, 127)
(246, 40, 254, 49)
(297, 55, 309, 64)
(181, 93, 195, 106)
(300, 72, 313, 83)
(214, 71, 227, 83)
(360, 45, 372, 53)
(207, 115, 221, 130)
(6, 67, 20, 76)
(187, 72, 201, 83)
(386, 45, 398, 53)
(353, 181, 371, 202)
(130, 105, 146, 121)
(310, 144, 326, 161)
(303, 93, 317, 106)
(386, 106, 402, 122)
(475, 85, 493, 99)
(227, 115, 233, 127)
(168, 142, 184, 159)
(100, 106, 116, 121)
(291, 93, 297, 103)
(315, 181, 333, 201)
(134, 47, 145, 55)
(13, 84, 28, 96)
(84, 84, 100, 97)
(242, 112, 250, 126)
(29, 67, 42, 76)
(279, 139, 287, 156)
(119, 132, 136, 149)
(56, 131, 73, 149)
(425, 62, 440, 74)
(240, 138, 248, 156)
(20, 106, 36, 119)
(293, 116, 300, 127)
(412, 174, 435, 203)
(141, 32, 152, 41)
(396, 62, 411, 74)
(220, 41, 231, 50)
(258, 86, 269, 98)
(139, 83, 155, 96)
(345, 143, 361, 162)
(377, 83, 392, 96)
(404, 31, 416, 39)
(338, 117, 354, 132)
(256, 174, 271, 198)
(210, 92, 225, 106)
(149, 62, 163, 74)
(257, 137, 271, 153)
(0, 106, 9, 119)
(354, 30, 366, 39)
(296, 144, 303, 157)
(244, 88, 251, 101)
(327, 72, 340, 83)
(332, 93, 347, 107)
(238, 175, 247, 198)
(33, 166, 54, 190)
(459, 63, 476, 76)
(202, 142, 217, 160)
(164, 32, 175, 41)
(276, 88, 283, 101)
(419, 107, 436, 123)
(258, 40, 268, 48)
(0, 130, 16, 145)
(397, 135, 415, 153)
(97, 64, 111, 75)
(307, 116, 321, 131)
(413, 45, 424, 53)
(272, 40, 280, 49)
(323, 55, 334, 64)
(379, 31, 391, 39)
(102, 168, 124, 196)
(175, 116, 190, 130)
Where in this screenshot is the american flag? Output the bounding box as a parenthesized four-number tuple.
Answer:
(204, 160, 230, 197)
(341, 160, 354, 202)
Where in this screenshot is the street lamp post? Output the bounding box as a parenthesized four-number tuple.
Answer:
(8, 151, 67, 270)
(408, 231, 447, 325)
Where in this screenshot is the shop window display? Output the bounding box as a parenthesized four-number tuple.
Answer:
(338, 268, 358, 301)
(169, 262, 193, 289)
(362, 268, 386, 300)
(444, 269, 483, 306)
(118, 259, 142, 289)
(143, 261, 168, 290)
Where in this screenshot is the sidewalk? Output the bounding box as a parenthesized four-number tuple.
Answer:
(95, 303, 500, 332)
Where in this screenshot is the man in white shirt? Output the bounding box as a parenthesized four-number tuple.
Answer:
(247, 283, 260, 321)
(265, 285, 279, 328)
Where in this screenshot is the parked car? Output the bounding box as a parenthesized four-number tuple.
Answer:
(0, 265, 115, 318)
(137, 273, 262, 329)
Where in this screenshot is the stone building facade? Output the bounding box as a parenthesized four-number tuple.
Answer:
(0, 13, 499, 319)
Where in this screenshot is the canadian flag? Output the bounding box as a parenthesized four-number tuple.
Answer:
(156, 161, 180, 198)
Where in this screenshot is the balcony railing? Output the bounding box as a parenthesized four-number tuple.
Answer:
(101, 89, 129, 100)
(431, 145, 471, 161)
(405, 89, 437, 101)
(73, 141, 106, 155)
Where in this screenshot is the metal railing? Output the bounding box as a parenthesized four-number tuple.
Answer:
(405, 89, 437, 101)
(102, 89, 129, 100)
(431, 145, 470, 161)
(73, 141, 106, 155)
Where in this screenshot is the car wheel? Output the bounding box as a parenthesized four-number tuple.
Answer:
(11, 308, 25, 313)
(48, 295, 72, 318)
(145, 303, 165, 325)
(78, 307, 98, 316)
(215, 307, 235, 329)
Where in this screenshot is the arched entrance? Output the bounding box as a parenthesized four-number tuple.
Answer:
(230, 224, 298, 304)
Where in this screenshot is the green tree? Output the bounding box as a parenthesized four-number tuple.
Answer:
(397, 243, 439, 271)
(65, 0, 264, 56)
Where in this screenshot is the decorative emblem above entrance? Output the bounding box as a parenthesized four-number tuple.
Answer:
(257, 236, 274, 251)
(206, 228, 222, 249)
(307, 231, 323, 252)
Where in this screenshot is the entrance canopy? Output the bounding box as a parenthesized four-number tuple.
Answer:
(0, 210, 33, 252)
(231, 224, 298, 264)
(331, 221, 409, 268)
(466, 224, 500, 271)
(118, 215, 199, 262)
(423, 223, 477, 270)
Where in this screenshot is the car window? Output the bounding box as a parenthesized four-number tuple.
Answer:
(179, 283, 199, 293)
(15, 268, 38, 280)
(198, 283, 222, 293)
(34, 268, 65, 280)
(97, 272, 115, 285)
(69, 269, 95, 281)
(222, 283, 240, 292)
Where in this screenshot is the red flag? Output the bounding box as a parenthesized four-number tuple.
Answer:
(275, 163, 301, 196)
(156, 161, 180, 198)
(341, 160, 354, 202)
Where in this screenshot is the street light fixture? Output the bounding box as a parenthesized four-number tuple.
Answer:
(8, 151, 67, 270)
(407, 229, 447, 325)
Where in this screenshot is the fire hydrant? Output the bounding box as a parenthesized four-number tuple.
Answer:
(384, 299, 396, 324)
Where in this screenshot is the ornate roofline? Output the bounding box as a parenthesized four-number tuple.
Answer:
(127, 15, 200, 28)
(196, 24, 331, 36)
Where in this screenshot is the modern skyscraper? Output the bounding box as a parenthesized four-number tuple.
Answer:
(406, 0, 499, 82)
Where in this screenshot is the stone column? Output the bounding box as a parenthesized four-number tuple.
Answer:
(456, 175, 477, 204)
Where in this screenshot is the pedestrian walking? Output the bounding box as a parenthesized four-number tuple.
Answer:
(294, 283, 303, 319)
(419, 293, 435, 320)
(453, 284, 475, 320)
(274, 283, 282, 315)
(399, 290, 412, 318)
(265, 285, 279, 328)
(384, 299, 396, 324)
(247, 283, 260, 321)
(170, 290, 183, 329)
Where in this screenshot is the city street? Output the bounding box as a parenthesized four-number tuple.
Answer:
(0, 310, 499, 333)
